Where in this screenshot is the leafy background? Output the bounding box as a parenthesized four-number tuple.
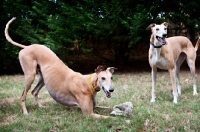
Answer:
(1, 0, 200, 74)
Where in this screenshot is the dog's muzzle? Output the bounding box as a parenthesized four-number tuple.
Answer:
(156, 35, 167, 45)
(102, 87, 114, 98)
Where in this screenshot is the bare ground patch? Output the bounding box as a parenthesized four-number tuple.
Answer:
(0, 97, 17, 106)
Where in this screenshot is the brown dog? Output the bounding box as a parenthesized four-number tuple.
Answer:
(5, 17, 117, 118)
(146, 22, 200, 103)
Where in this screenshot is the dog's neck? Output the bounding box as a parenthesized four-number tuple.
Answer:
(150, 34, 162, 60)
(88, 74, 100, 92)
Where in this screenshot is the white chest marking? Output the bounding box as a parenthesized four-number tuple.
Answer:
(150, 49, 168, 70)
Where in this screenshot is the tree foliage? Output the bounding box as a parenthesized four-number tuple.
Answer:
(1, 0, 200, 73)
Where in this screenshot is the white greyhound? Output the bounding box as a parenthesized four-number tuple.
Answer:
(146, 22, 200, 103)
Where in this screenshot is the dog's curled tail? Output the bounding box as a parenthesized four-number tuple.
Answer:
(195, 37, 200, 51)
(5, 17, 26, 49)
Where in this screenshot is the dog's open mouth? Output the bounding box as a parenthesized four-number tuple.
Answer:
(102, 87, 111, 98)
(156, 36, 167, 45)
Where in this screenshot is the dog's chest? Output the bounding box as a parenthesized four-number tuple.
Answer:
(149, 49, 168, 70)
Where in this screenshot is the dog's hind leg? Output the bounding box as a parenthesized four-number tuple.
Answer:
(176, 53, 186, 94)
(19, 53, 37, 115)
(21, 71, 36, 115)
(186, 55, 198, 95)
(31, 68, 45, 107)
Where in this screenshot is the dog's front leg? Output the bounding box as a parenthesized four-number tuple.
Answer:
(94, 106, 111, 109)
(92, 95, 97, 108)
(91, 113, 114, 119)
(151, 67, 157, 102)
(79, 97, 113, 119)
(169, 68, 178, 103)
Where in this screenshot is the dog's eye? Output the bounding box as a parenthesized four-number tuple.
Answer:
(156, 28, 159, 31)
(111, 76, 113, 80)
(164, 28, 167, 30)
(101, 77, 106, 80)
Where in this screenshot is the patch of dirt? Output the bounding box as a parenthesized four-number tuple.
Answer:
(1, 114, 18, 125)
(0, 97, 16, 106)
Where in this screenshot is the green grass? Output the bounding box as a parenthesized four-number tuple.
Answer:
(1, 71, 200, 131)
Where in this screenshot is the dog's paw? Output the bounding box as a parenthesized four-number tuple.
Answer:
(150, 99, 155, 103)
(23, 112, 29, 115)
(173, 100, 178, 104)
(193, 92, 198, 96)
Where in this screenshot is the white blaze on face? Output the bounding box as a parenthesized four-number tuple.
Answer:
(97, 70, 113, 98)
(152, 24, 167, 45)
(153, 24, 167, 38)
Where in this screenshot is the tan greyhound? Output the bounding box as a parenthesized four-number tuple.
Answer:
(146, 22, 200, 103)
(5, 17, 117, 118)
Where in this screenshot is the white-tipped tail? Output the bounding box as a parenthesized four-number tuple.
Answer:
(5, 17, 26, 49)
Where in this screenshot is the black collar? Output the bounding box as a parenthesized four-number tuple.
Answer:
(150, 41, 162, 48)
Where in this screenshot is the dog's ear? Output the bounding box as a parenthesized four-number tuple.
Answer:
(106, 67, 117, 74)
(95, 65, 107, 73)
(146, 23, 156, 30)
(162, 22, 170, 28)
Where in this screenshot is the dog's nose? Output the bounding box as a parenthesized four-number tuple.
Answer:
(109, 88, 114, 92)
(163, 34, 167, 38)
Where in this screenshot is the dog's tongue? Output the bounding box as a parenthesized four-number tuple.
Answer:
(104, 89, 111, 98)
(103, 88, 111, 98)
(105, 91, 111, 98)
(158, 37, 167, 45)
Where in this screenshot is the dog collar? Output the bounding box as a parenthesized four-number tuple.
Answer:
(150, 41, 162, 48)
(88, 74, 96, 92)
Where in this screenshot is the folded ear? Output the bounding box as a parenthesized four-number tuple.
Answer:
(106, 67, 117, 74)
(146, 23, 156, 30)
(162, 22, 170, 28)
(95, 65, 106, 73)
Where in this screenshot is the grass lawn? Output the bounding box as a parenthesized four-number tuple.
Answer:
(0, 70, 200, 132)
